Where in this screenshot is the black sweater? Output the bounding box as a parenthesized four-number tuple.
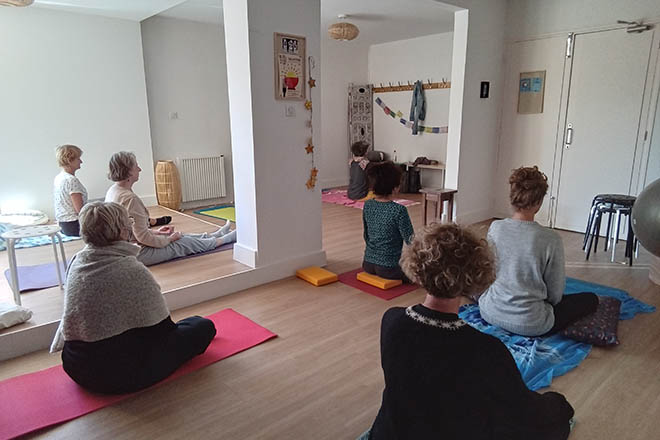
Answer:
(369, 305, 574, 440)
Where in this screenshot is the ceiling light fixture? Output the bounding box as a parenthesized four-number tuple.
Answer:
(328, 14, 359, 41)
(0, 0, 34, 6)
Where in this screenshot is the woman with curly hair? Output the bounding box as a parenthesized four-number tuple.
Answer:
(363, 223, 575, 440)
(478, 166, 598, 336)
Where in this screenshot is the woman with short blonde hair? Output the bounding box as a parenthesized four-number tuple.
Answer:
(53, 144, 88, 236)
(105, 151, 236, 266)
(51, 201, 216, 394)
(364, 223, 575, 439)
(478, 166, 598, 336)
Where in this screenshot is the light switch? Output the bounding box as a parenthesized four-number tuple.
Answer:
(285, 106, 295, 117)
(169, 112, 179, 120)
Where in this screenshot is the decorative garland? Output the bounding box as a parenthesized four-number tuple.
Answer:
(375, 97, 448, 134)
(305, 56, 318, 189)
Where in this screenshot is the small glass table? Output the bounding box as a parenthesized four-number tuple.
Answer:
(1, 225, 67, 305)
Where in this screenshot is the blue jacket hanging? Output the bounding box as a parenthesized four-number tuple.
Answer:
(409, 80, 426, 135)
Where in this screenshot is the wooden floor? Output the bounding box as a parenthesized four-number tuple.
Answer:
(2, 194, 660, 440)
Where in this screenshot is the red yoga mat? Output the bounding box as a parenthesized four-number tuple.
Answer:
(0, 308, 276, 440)
(338, 268, 419, 300)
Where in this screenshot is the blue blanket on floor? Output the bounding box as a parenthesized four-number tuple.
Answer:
(459, 277, 655, 391)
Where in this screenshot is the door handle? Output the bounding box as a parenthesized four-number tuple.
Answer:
(565, 123, 573, 149)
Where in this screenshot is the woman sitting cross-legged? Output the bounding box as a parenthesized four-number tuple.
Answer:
(50, 201, 216, 394)
(364, 223, 575, 439)
(105, 151, 236, 266)
(478, 165, 598, 336)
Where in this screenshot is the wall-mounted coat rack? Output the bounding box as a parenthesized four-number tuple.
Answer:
(373, 79, 451, 93)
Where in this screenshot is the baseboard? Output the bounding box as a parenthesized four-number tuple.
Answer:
(319, 177, 348, 190)
(141, 194, 158, 208)
(456, 207, 493, 225)
(233, 243, 257, 267)
(0, 249, 327, 360)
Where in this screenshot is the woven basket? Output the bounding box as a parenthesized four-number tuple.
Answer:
(155, 160, 182, 210)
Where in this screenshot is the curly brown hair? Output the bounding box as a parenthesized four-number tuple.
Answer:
(351, 141, 369, 157)
(400, 223, 495, 299)
(509, 165, 548, 210)
(367, 161, 402, 196)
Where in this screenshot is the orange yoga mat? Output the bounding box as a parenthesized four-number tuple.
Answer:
(0, 309, 276, 440)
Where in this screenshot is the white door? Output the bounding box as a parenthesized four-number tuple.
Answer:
(495, 36, 567, 226)
(554, 29, 654, 232)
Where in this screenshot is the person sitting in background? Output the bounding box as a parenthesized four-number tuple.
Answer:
(50, 201, 216, 394)
(363, 223, 575, 439)
(362, 161, 414, 281)
(479, 166, 598, 336)
(105, 151, 235, 266)
(53, 144, 88, 236)
(347, 141, 372, 201)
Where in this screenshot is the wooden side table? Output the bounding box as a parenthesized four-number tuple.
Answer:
(420, 188, 458, 225)
(1, 225, 67, 305)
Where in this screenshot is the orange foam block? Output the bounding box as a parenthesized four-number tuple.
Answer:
(356, 272, 402, 290)
(296, 266, 338, 286)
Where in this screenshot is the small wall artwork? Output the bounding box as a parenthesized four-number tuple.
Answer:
(274, 32, 306, 101)
(518, 70, 546, 114)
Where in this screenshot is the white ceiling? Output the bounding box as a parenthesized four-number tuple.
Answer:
(30, 0, 455, 43)
(32, 0, 186, 21)
(322, 0, 455, 45)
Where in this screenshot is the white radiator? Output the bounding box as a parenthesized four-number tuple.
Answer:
(176, 156, 226, 202)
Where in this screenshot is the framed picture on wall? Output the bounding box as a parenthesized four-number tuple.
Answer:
(274, 32, 306, 101)
(518, 70, 546, 114)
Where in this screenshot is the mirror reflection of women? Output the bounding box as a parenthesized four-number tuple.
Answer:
(53, 144, 88, 237)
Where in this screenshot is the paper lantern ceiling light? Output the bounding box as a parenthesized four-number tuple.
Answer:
(328, 14, 359, 41)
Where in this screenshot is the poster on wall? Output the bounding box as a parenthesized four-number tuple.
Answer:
(274, 32, 306, 101)
(518, 70, 546, 114)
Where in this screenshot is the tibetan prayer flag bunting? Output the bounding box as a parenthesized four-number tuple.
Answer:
(375, 97, 448, 134)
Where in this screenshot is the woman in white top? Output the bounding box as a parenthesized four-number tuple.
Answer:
(53, 144, 88, 236)
(105, 151, 236, 266)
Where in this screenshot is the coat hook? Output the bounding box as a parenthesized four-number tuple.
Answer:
(388, 82, 392, 87)
(397, 81, 401, 86)
(407, 81, 411, 86)
(427, 79, 432, 85)
(380, 82, 383, 88)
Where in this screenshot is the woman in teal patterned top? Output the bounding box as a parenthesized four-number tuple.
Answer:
(362, 161, 414, 281)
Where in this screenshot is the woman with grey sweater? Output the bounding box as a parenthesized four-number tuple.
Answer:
(50, 201, 216, 394)
(478, 166, 598, 336)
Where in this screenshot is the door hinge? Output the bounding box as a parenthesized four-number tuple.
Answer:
(644, 130, 648, 141)
(566, 32, 574, 58)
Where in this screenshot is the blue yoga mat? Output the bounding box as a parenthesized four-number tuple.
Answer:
(459, 277, 655, 391)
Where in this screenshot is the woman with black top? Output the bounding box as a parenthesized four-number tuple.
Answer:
(363, 223, 575, 439)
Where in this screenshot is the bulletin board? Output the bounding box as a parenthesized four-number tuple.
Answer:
(518, 70, 546, 114)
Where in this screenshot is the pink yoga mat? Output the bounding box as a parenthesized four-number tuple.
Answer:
(338, 268, 419, 300)
(0, 308, 276, 440)
(321, 189, 419, 210)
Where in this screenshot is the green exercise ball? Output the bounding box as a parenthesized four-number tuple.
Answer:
(632, 178, 660, 258)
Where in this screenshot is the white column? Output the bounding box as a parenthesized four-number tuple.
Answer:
(224, 0, 325, 269)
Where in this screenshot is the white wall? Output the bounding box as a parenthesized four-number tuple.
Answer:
(369, 33, 453, 188)
(442, 0, 508, 224)
(224, 0, 325, 268)
(0, 7, 156, 217)
(507, 0, 660, 41)
(319, 37, 369, 189)
(141, 16, 234, 206)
